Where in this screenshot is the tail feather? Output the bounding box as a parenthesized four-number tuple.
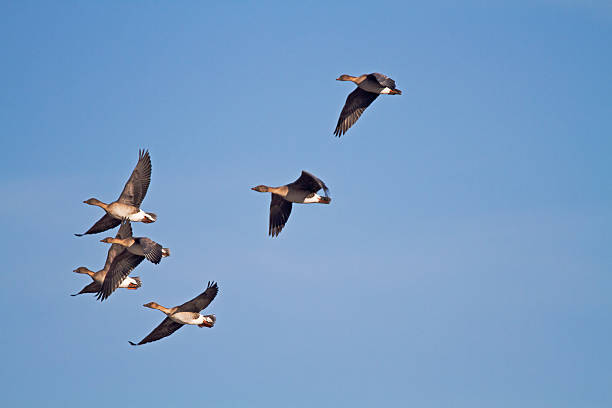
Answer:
(145, 212, 157, 222)
(132, 276, 142, 288)
(162, 248, 170, 257)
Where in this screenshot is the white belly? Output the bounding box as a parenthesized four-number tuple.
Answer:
(170, 312, 205, 325)
(303, 193, 323, 203)
(128, 210, 148, 222)
(380, 87, 392, 94)
(285, 190, 322, 204)
(118, 276, 138, 288)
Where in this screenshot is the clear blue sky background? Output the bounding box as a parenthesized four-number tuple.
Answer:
(1, 1, 610, 407)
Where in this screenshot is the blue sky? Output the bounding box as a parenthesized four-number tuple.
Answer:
(1, 1, 611, 407)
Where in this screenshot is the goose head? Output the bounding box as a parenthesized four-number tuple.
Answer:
(143, 302, 160, 309)
(336, 74, 354, 81)
(251, 185, 270, 193)
(73, 266, 93, 276)
(83, 198, 103, 206)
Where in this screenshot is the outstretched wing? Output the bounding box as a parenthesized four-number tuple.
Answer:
(334, 87, 378, 137)
(269, 193, 292, 237)
(97, 252, 144, 301)
(178, 281, 219, 313)
(75, 214, 121, 237)
(118, 149, 152, 207)
(368, 73, 396, 89)
(129, 317, 183, 346)
(137, 238, 163, 264)
(289, 171, 329, 195)
(71, 281, 101, 296)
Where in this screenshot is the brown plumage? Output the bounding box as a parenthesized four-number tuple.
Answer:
(76, 149, 155, 236)
(71, 221, 142, 296)
(129, 282, 219, 346)
(96, 221, 169, 301)
(334, 73, 401, 137)
(252, 170, 331, 237)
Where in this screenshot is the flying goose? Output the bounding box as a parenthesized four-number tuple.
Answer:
(96, 221, 170, 301)
(71, 222, 142, 296)
(129, 281, 219, 346)
(334, 73, 401, 137)
(75, 149, 156, 236)
(251, 170, 331, 237)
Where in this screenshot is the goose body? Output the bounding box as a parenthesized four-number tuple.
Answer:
(72, 267, 141, 296)
(284, 188, 327, 204)
(252, 170, 331, 237)
(95, 221, 170, 301)
(129, 282, 219, 346)
(169, 312, 215, 326)
(76, 150, 156, 236)
(102, 203, 156, 223)
(334, 73, 401, 137)
(71, 222, 142, 296)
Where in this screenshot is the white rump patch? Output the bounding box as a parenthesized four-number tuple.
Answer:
(303, 193, 323, 204)
(129, 210, 148, 222)
(380, 87, 392, 94)
(118, 276, 137, 288)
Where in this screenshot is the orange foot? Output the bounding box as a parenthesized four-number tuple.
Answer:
(127, 284, 139, 289)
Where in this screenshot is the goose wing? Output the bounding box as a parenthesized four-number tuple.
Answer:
(118, 149, 152, 207)
(129, 317, 183, 346)
(71, 281, 101, 296)
(334, 87, 378, 137)
(136, 238, 163, 264)
(269, 193, 292, 237)
(368, 73, 396, 89)
(178, 281, 219, 313)
(75, 214, 121, 237)
(97, 251, 144, 301)
(289, 171, 329, 195)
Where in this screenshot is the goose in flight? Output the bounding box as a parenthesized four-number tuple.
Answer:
(71, 221, 142, 296)
(252, 170, 331, 237)
(129, 282, 219, 346)
(96, 221, 170, 301)
(334, 73, 401, 137)
(75, 149, 156, 236)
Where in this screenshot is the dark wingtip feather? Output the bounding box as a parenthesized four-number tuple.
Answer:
(74, 233, 85, 237)
(128, 341, 139, 346)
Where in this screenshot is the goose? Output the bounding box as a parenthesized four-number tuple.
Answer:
(129, 281, 219, 346)
(71, 222, 142, 296)
(251, 170, 331, 237)
(334, 73, 401, 137)
(96, 221, 170, 301)
(75, 149, 156, 236)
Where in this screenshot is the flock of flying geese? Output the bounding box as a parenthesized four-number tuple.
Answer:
(72, 72, 402, 345)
